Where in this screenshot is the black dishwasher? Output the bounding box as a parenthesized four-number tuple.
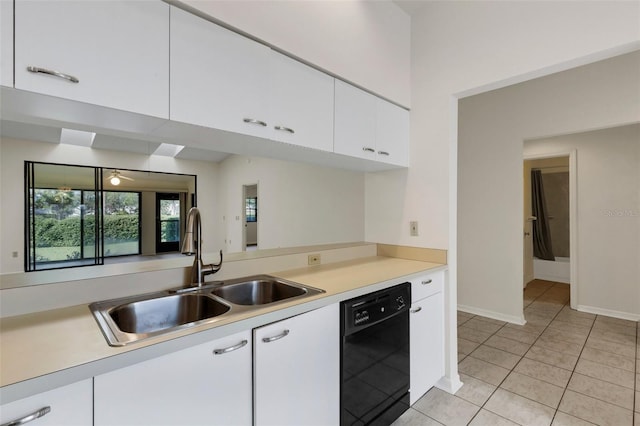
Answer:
(340, 282, 411, 425)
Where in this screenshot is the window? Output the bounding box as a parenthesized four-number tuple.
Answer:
(103, 191, 141, 257)
(25, 162, 196, 271)
(245, 197, 257, 222)
(25, 163, 103, 271)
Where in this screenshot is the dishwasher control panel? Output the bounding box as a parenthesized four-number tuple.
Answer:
(342, 282, 411, 333)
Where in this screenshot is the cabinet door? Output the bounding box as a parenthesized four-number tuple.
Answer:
(376, 98, 409, 166)
(14, 1, 169, 118)
(334, 80, 377, 160)
(94, 330, 252, 426)
(409, 292, 444, 405)
(0, 379, 92, 426)
(170, 6, 270, 139)
(269, 51, 334, 151)
(0, 0, 12, 87)
(254, 304, 339, 426)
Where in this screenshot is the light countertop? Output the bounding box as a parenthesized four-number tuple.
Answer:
(1, 256, 445, 403)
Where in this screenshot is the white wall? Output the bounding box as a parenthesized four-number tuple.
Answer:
(178, 0, 411, 107)
(525, 124, 640, 318)
(0, 138, 221, 274)
(218, 155, 365, 254)
(367, 0, 640, 253)
(458, 52, 640, 321)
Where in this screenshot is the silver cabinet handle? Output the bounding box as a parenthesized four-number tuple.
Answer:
(243, 118, 267, 127)
(422, 279, 433, 285)
(262, 329, 289, 343)
(27, 66, 79, 83)
(213, 339, 248, 355)
(362, 147, 375, 153)
(410, 306, 422, 314)
(274, 125, 295, 134)
(378, 151, 390, 156)
(1, 406, 51, 426)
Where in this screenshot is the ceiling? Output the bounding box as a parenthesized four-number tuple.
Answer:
(0, 120, 230, 163)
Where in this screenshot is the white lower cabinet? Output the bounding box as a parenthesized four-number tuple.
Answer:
(0, 379, 92, 426)
(94, 330, 252, 426)
(254, 303, 339, 426)
(410, 272, 445, 405)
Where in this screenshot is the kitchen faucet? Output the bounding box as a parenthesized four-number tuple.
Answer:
(181, 207, 222, 287)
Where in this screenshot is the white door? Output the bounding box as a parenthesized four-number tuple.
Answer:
(410, 291, 444, 404)
(0, 379, 92, 426)
(269, 51, 334, 151)
(254, 304, 340, 426)
(170, 6, 270, 138)
(14, 1, 169, 118)
(94, 330, 252, 426)
(376, 97, 410, 166)
(334, 80, 377, 160)
(0, 0, 12, 87)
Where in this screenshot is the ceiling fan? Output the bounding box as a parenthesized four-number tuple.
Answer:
(106, 169, 134, 186)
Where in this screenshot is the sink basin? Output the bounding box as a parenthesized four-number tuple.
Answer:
(90, 275, 324, 346)
(110, 294, 230, 334)
(211, 275, 324, 305)
(90, 293, 231, 346)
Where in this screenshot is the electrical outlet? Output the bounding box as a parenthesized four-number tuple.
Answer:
(308, 254, 321, 265)
(410, 221, 419, 236)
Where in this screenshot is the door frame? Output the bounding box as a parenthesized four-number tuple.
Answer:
(523, 149, 577, 310)
(155, 192, 181, 253)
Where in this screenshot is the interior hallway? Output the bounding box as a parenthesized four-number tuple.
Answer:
(393, 280, 639, 425)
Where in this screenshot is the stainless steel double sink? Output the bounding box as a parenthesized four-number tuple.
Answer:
(89, 275, 324, 346)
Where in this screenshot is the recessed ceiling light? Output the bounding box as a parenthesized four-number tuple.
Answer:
(60, 128, 96, 147)
(153, 143, 185, 157)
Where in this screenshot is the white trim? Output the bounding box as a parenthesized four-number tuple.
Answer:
(576, 305, 640, 322)
(523, 149, 577, 309)
(455, 41, 640, 99)
(457, 304, 526, 325)
(443, 99, 461, 397)
(436, 375, 463, 395)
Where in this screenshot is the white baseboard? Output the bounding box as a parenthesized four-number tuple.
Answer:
(576, 304, 640, 322)
(435, 375, 463, 395)
(458, 304, 526, 325)
(534, 273, 570, 284)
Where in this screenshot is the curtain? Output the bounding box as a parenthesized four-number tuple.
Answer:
(531, 170, 555, 261)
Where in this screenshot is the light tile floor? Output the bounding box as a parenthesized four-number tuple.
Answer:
(393, 280, 639, 426)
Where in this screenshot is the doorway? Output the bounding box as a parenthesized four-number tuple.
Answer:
(156, 192, 181, 253)
(523, 150, 577, 309)
(242, 184, 258, 251)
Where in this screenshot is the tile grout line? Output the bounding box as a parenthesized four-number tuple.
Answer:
(464, 282, 568, 425)
(547, 295, 599, 425)
(456, 282, 636, 425)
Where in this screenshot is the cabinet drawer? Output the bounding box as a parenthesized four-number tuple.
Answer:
(411, 270, 444, 301)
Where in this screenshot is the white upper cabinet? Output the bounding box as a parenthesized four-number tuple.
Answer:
(170, 6, 271, 139)
(334, 79, 377, 160)
(269, 51, 334, 151)
(334, 79, 409, 166)
(376, 96, 410, 166)
(0, 379, 92, 426)
(0, 0, 12, 87)
(94, 330, 252, 426)
(14, 1, 169, 118)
